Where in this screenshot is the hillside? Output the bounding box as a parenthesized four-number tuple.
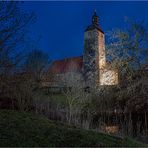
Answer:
(0, 110, 146, 147)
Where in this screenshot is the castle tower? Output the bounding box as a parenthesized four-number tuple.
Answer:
(83, 10, 106, 86)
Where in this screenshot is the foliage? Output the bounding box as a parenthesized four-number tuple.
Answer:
(0, 1, 35, 111)
(0, 3, 147, 142)
(106, 19, 148, 113)
(0, 109, 146, 147)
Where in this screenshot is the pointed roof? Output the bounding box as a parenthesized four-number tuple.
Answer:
(92, 10, 98, 25)
(85, 10, 104, 33)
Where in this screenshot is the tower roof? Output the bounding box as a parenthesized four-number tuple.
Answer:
(85, 10, 104, 33)
(92, 10, 98, 25)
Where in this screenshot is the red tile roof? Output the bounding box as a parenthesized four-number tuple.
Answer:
(48, 56, 83, 74)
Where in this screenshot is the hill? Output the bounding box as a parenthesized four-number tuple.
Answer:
(0, 110, 146, 147)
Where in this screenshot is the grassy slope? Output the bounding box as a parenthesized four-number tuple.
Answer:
(0, 110, 146, 147)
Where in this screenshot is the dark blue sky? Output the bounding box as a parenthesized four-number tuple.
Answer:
(21, 1, 148, 61)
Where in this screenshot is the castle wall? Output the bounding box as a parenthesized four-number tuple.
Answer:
(83, 25, 118, 86)
(100, 69, 118, 85)
(98, 32, 106, 69)
(83, 29, 99, 86)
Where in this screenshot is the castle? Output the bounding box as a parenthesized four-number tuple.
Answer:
(43, 11, 118, 88)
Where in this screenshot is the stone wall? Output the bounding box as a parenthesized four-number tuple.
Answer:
(83, 28, 118, 86)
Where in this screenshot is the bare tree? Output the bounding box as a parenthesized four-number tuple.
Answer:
(106, 19, 148, 111)
(24, 49, 50, 89)
(59, 62, 86, 124)
(0, 2, 35, 74)
(0, 2, 35, 110)
(106, 19, 148, 136)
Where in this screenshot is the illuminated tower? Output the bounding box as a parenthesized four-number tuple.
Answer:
(83, 10, 106, 86)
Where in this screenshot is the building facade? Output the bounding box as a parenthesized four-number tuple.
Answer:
(44, 11, 118, 88)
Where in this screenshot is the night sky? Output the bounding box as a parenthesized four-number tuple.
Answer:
(21, 1, 148, 61)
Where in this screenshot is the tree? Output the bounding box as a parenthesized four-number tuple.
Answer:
(24, 49, 49, 85)
(0, 2, 35, 74)
(0, 1, 35, 110)
(106, 19, 148, 112)
(106, 19, 148, 136)
(59, 62, 86, 124)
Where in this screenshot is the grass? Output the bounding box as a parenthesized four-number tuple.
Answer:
(51, 93, 67, 105)
(33, 90, 67, 106)
(0, 109, 146, 147)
